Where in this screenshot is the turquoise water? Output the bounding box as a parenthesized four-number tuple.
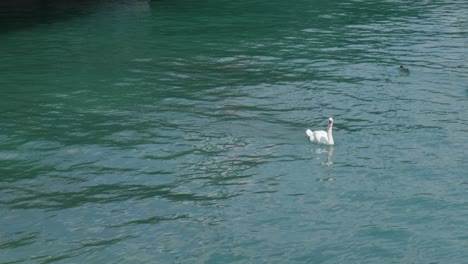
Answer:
(1, 0, 467, 263)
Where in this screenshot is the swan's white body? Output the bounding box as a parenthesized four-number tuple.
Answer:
(306, 118, 334, 145)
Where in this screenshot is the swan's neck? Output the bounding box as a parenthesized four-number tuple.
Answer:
(327, 126, 334, 145)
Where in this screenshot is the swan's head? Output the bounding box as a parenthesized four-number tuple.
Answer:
(328, 117, 333, 127)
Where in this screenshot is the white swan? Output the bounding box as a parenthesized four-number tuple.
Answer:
(306, 118, 334, 145)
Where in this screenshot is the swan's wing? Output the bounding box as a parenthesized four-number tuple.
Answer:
(306, 129, 329, 144)
(313, 131, 328, 144)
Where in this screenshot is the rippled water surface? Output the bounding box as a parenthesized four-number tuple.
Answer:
(1, 0, 467, 263)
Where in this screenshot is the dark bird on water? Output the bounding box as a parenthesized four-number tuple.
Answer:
(400, 65, 409, 72)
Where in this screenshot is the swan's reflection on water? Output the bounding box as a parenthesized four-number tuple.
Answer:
(323, 145, 333, 166)
(315, 145, 334, 181)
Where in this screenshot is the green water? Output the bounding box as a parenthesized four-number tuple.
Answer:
(1, 0, 467, 263)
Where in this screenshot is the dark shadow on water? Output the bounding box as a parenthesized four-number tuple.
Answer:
(0, 0, 89, 33)
(0, 0, 150, 33)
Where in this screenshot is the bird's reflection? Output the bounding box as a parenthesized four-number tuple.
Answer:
(316, 145, 334, 181)
(324, 145, 333, 166)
